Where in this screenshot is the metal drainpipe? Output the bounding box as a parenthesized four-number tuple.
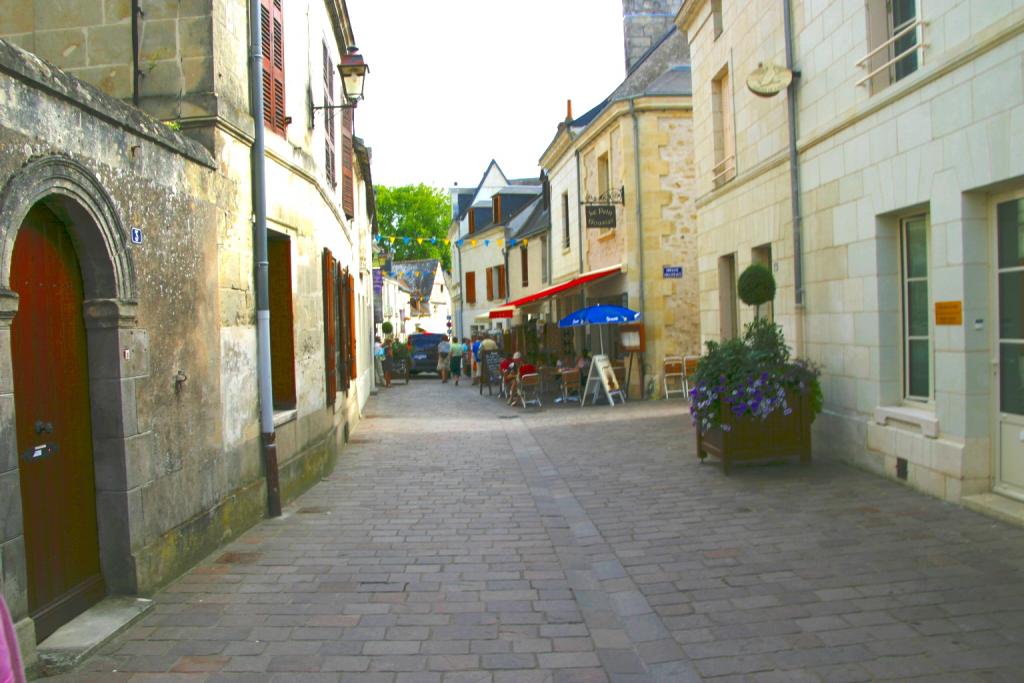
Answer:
(248, 0, 280, 517)
(131, 0, 142, 107)
(456, 240, 464, 336)
(784, 0, 806, 338)
(629, 100, 647, 396)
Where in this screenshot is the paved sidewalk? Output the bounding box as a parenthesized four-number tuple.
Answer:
(54, 378, 1024, 682)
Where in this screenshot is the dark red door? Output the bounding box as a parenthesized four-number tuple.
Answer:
(12, 204, 105, 641)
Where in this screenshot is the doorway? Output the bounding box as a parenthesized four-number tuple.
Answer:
(12, 204, 105, 640)
(995, 196, 1024, 500)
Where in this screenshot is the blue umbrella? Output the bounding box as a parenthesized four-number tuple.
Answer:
(558, 304, 640, 354)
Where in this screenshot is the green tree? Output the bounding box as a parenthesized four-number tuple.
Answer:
(375, 184, 452, 271)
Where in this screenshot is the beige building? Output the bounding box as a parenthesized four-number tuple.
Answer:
(678, 0, 1024, 516)
(570, 26, 700, 394)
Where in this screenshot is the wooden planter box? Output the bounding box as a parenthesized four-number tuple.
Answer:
(696, 391, 813, 474)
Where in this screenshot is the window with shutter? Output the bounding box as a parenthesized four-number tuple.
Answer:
(342, 109, 354, 217)
(347, 272, 357, 381)
(323, 43, 336, 187)
(468, 209, 476, 235)
(260, 0, 287, 136)
(322, 249, 337, 404)
(465, 271, 476, 304)
(521, 246, 529, 288)
(268, 235, 296, 408)
(497, 265, 506, 299)
(338, 266, 350, 391)
(493, 196, 502, 224)
(486, 267, 494, 301)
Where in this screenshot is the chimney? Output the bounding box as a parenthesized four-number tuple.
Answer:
(622, 0, 682, 72)
(566, 99, 573, 121)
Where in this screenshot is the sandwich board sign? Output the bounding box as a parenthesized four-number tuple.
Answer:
(582, 354, 626, 407)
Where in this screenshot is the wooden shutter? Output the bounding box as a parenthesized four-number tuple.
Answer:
(498, 265, 506, 299)
(323, 44, 336, 187)
(521, 246, 528, 288)
(268, 238, 296, 408)
(465, 271, 476, 304)
(260, 0, 286, 135)
(322, 249, 337, 404)
(342, 109, 354, 217)
(486, 266, 494, 301)
(348, 272, 357, 381)
(338, 266, 350, 391)
(468, 209, 475, 234)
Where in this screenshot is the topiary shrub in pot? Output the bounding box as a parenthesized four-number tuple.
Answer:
(690, 267, 822, 474)
(738, 263, 776, 318)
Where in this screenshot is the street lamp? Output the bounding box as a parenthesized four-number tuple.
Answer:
(311, 46, 368, 126)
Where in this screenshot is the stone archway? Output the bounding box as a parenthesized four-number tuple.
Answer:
(0, 156, 141, 638)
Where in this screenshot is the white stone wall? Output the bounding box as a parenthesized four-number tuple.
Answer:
(683, 0, 1024, 502)
(543, 143, 583, 285)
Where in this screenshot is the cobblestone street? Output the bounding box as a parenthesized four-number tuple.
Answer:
(57, 380, 1024, 682)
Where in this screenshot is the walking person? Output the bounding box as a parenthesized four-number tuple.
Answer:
(382, 337, 394, 388)
(373, 336, 385, 387)
(437, 335, 451, 383)
(463, 338, 473, 381)
(449, 337, 464, 386)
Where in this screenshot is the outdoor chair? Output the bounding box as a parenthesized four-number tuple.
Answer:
(664, 355, 685, 399)
(517, 373, 543, 408)
(683, 355, 700, 397)
(559, 368, 581, 404)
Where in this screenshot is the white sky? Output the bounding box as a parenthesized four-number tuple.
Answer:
(346, 0, 627, 190)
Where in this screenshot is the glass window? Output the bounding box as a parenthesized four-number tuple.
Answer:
(998, 199, 1024, 415)
(901, 216, 930, 401)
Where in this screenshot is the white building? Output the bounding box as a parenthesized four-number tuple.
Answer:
(679, 0, 1024, 519)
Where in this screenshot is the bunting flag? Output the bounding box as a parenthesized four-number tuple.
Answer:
(416, 237, 424, 244)
(484, 239, 490, 246)
(470, 239, 477, 247)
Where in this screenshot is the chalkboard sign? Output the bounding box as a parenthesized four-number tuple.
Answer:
(480, 350, 504, 395)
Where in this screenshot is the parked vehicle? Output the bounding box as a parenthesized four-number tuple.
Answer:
(407, 333, 444, 375)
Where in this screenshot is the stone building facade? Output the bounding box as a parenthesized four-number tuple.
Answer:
(576, 27, 700, 394)
(0, 0, 375, 667)
(622, 0, 683, 71)
(678, 0, 1024, 516)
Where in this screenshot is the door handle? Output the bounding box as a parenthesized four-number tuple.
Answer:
(34, 420, 53, 434)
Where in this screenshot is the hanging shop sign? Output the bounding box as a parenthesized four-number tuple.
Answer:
(586, 205, 617, 229)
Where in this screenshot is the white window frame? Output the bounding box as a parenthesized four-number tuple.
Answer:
(899, 214, 933, 405)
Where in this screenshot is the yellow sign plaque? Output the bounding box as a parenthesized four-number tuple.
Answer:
(935, 301, 963, 326)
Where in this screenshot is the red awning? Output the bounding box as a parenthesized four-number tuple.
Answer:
(506, 264, 622, 308)
(488, 305, 515, 319)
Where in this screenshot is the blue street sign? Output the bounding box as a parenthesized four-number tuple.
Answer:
(130, 227, 143, 245)
(663, 266, 683, 278)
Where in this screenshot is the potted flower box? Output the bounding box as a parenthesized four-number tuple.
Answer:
(689, 315, 822, 475)
(696, 389, 813, 474)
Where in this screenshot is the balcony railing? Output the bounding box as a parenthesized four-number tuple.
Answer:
(855, 18, 927, 88)
(712, 154, 736, 188)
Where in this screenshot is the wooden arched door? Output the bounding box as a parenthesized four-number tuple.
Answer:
(12, 204, 105, 641)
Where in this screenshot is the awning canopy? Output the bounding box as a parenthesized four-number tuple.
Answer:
(506, 264, 622, 308)
(488, 305, 515, 319)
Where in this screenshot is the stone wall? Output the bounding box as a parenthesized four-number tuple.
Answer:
(622, 0, 683, 72)
(0, 0, 217, 123)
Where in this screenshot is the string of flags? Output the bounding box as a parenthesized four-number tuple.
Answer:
(374, 234, 530, 250)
